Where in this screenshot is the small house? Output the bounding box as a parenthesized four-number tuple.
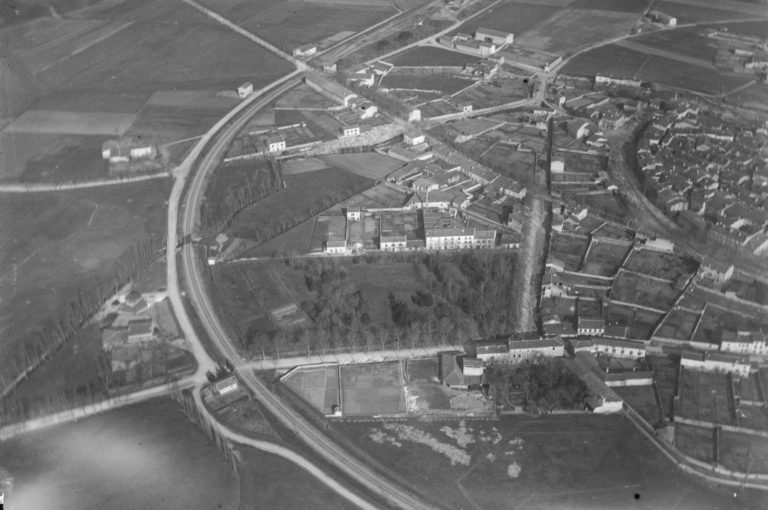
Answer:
(237, 82, 254, 98)
(214, 376, 239, 396)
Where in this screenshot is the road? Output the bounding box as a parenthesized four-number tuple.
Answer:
(0, 172, 169, 193)
(174, 77, 440, 510)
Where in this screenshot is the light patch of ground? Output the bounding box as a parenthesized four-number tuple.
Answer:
(507, 461, 522, 478)
(4, 110, 137, 135)
(376, 423, 472, 466)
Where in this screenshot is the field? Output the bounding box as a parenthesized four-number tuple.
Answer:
(283, 365, 341, 414)
(450, 2, 564, 41)
(580, 240, 630, 277)
(420, 99, 462, 118)
(656, 0, 759, 23)
(563, 43, 648, 78)
(719, 431, 768, 474)
(691, 305, 767, 347)
(604, 304, 664, 340)
(390, 46, 476, 67)
(344, 262, 426, 323)
(319, 153, 405, 180)
(381, 72, 475, 95)
(453, 79, 529, 108)
(224, 167, 374, 250)
(675, 422, 715, 463)
(333, 184, 410, 211)
(332, 413, 767, 510)
(677, 369, 736, 426)
(0, 398, 238, 510)
(653, 308, 700, 341)
(611, 271, 680, 311)
(0, 0, 293, 181)
(631, 28, 719, 62)
(341, 361, 406, 415)
(549, 232, 589, 271)
(0, 179, 170, 395)
(614, 385, 661, 425)
(623, 249, 698, 281)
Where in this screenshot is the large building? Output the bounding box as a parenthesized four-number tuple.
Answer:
(293, 44, 317, 57)
(474, 27, 514, 46)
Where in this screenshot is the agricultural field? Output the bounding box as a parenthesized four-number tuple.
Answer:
(333, 184, 410, 211)
(677, 369, 736, 426)
(275, 84, 340, 110)
(570, 192, 631, 219)
(319, 152, 405, 180)
(389, 46, 476, 67)
(631, 28, 720, 62)
(341, 361, 406, 415)
(652, 308, 700, 341)
(549, 232, 589, 271)
(580, 240, 631, 277)
(283, 365, 340, 414)
(637, 56, 722, 95)
(0, 398, 238, 510)
(604, 304, 664, 340)
(0, 179, 170, 397)
(623, 249, 698, 281)
(614, 385, 662, 425)
(223, 167, 374, 252)
(719, 431, 768, 474)
(381, 72, 475, 95)
(655, 0, 759, 24)
(450, 2, 563, 41)
(333, 414, 763, 510)
(0, 0, 292, 181)
(648, 354, 679, 420)
(453, 79, 529, 108)
(674, 422, 715, 463)
(611, 271, 681, 312)
(691, 305, 767, 347)
(562, 43, 648, 78)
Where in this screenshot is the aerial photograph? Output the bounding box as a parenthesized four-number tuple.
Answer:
(1, 0, 768, 508)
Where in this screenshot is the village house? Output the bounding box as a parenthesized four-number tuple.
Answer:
(213, 375, 239, 396)
(577, 317, 605, 336)
(237, 82, 254, 98)
(680, 350, 751, 377)
(293, 44, 317, 57)
(127, 318, 154, 343)
(438, 351, 482, 389)
(474, 27, 514, 46)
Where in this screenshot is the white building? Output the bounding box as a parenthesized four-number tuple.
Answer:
(404, 129, 426, 146)
(293, 44, 317, 57)
(720, 330, 767, 355)
(341, 125, 361, 138)
(346, 207, 362, 221)
(592, 339, 646, 359)
(507, 337, 565, 362)
(425, 228, 475, 250)
(680, 351, 751, 377)
(325, 240, 347, 254)
(643, 237, 675, 253)
(214, 376, 239, 396)
(550, 158, 565, 174)
(237, 82, 254, 98)
(577, 317, 605, 337)
(474, 27, 514, 46)
(266, 136, 286, 153)
(595, 74, 642, 88)
(380, 235, 407, 251)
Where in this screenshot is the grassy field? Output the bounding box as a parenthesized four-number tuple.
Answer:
(197, 0, 394, 51)
(615, 385, 662, 425)
(563, 43, 648, 78)
(611, 271, 680, 311)
(653, 308, 700, 341)
(677, 369, 736, 425)
(283, 365, 340, 414)
(454, 79, 528, 108)
(719, 431, 768, 474)
(450, 2, 563, 40)
(381, 72, 475, 95)
(623, 249, 698, 281)
(581, 240, 630, 277)
(226, 167, 374, 249)
(0, 397, 238, 510)
(341, 361, 405, 415)
(605, 304, 664, 340)
(390, 46, 477, 66)
(549, 232, 590, 271)
(0, 179, 170, 393)
(333, 413, 767, 510)
(656, 0, 750, 23)
(675, 422, 715, 463)
(319, 152, 405, 180)
(0, 0, 292, 181)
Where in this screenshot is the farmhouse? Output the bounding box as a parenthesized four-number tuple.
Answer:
(647, 10, 677, 26)
(340, 125, 361, 138)
(507, 336, 565, 362)
(265, 135, 286, 153)
(577, 317, 605, 336)
(213, 376, 239, 396)
(102, 138, 156, 163)
(127, 318, 154, 343)
(323, 62, 337, 73)
(346, 207, 362, 221)
(438, 351, 482, 389)
(474, 27, 514, 46)
(592, 339, 646, 359)
(237, 82, 254, 98)
(720, 330, 767, 354)
(455, 39, 496, 57)
(404, 129, 426, 146)
(594, 74, 642, 88)
(293, 44, 317, 57)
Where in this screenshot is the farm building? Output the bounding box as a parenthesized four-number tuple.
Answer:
(455, 39, 496, 57)
(346, 207, 362, 221)
(404, 129, 426, 146)
(577, 317, 605, 337)
(719, 330, 767, 355)
(293, 44, 317, 57)
(102, 139, 156, 163)
(237, 82, 254, 98)
(647, 10, 676, 26)
(474, 27, 514, 46)
(475, 341, 510, 363)
(594, 74, 642, 88)
(507, 336, 565, 362)
(127, 318, 154, 343)
(265, 135, 286, 153)
(323, 62, 337, 73)
(592, 339, 646, 359)
(340, 125, 361, 138)
(214, 376, 239, 396)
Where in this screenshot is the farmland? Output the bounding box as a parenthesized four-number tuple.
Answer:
(450, 2, 563, 41)
(333, 414, 763, 510)
(0, 179, 170, 398)
(614, 385, 661, 425)
(381, 72, 475, 95)
(453, 79, 529, 108)
(0, 0, 293, 181)
(677, 369, 736, 426)
(283, 365, 341, 414)
(653, 308, 700, 341)
(719, 431, 768, 474)
(0, 398, 238, 510)
(389, 46, 477, 67)
(581, 240, 631, 277)
(604, 303, 664, 340)
(341, 361, 406, 415)
(319, 153, 405, 180)
(549, 232, 590, 271)
(675, 422, 716, 462)
(198, 0, 395, 52)
(563, 44, 648, 78)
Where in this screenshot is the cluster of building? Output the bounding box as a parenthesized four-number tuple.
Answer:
(645, 10, 677, 27)
(438, 27, 514, 57)
(320, 206, 498, 254)
(101, 138, 158, 173)
(638, 104, 768, 256)
(710, 30, 768, 79)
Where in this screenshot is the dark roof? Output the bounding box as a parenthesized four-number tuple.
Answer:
(128, 318, 153, 336)
(475, 342, 508, 355)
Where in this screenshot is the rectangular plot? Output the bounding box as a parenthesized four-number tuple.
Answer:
(5, 110, 137, 135)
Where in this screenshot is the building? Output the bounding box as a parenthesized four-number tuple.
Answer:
(594, 74, 642, 88)
(460, 103, 473, 115)
(577, 317, 605, 336)
(265, 135, 286, 153)
(293, 44, 317, 57)
(129, 145, 155, 159)
(323, 62, 337, 73)
(438, 351, 481, 389)
(404, 129, 426, 146)
(474, 27, 514, 46)
(475, 341, 510, 362)
(213, 376, 239, 396)
(127, 318, 154, 343)
(325, 216, 347, 254)
(463, 357, 485, 377)
(507, 337, 565, 362)
(341, 125, 361, 138)
(648, 10, 677, 26)
(237, 82, 254, 98)
(604, 371, 654, 387)
(346, 207, 362, 221)
(642, 237, 675, 253)
(680, 350, 751, 377)
(720, 330, 767, 354)
(592, 339, 646, 359)
(455, 39, 496, 57)
(425, 227, 475, 250)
